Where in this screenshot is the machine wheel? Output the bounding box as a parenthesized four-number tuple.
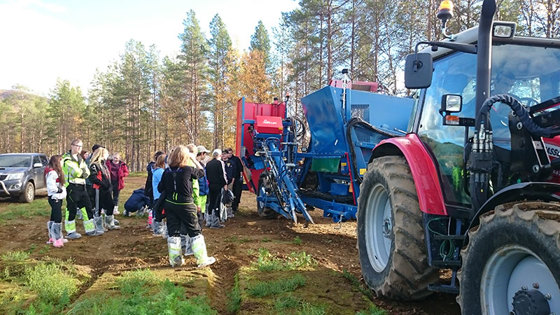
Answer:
(19, 182, 35, 203)
(257, 172, 277, 219)
(357, 155, 437, 300)
(458, 202, 560, 315)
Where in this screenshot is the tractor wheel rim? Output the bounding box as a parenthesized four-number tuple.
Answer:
(481, 245, 559, 314)
(365, 183, 392, 272)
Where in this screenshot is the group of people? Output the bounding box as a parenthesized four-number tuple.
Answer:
(46, 138, 244, 269)
(45, 139, 129, 248)
(142, 145, 244, 268)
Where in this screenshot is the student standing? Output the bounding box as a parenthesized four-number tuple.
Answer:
(106, 152, 129, 215)
(45, 155, 67, 248)
(151, 153, 167, 235)
(89, 147, 119, 233)
(62, 139, 98, 238)
(158, 145, 215, 268)
(205, 149, 228, 228)
(225, 148, 243, 214)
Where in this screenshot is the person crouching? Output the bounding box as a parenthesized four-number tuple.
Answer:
(158, 145, 216, 268)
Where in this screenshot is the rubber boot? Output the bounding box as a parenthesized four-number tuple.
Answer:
(52, 223, 64, 248)
(84, 219, 99, 236)
(76, 208, 83, 220)
(65, 220, 82, 239)
(105, 215, 120, 230)
(161, 223, 168, 239)
(209, 213, 224, 229)
(152, 221, 162, 236)
(46, 221, 54, 244)
(181, 235, 193, 256)
(227, 205, 234, 219)
(191, 234, 216, 268)
(205, 212, 211, 227)
(167, 236, 184, 267)
(113, 205, 120, 215)
(94, 216, 105, 235)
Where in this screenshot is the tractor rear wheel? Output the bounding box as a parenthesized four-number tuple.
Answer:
(458, 202, 560, 315)
(257, 172, 278, 219)
(357, 155, 437, 300)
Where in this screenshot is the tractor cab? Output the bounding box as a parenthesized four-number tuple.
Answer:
(410, 26, 560, 209)
(358, 0, 560, 313)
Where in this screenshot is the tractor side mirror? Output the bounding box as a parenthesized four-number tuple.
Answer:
(404, 53, 433, 89)
(440, 94, 462, 113)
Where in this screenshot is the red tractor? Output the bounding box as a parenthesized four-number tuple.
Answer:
(357, 0, 560, 313)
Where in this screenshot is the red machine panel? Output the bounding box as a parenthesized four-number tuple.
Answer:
(255, 116, 283, 134)
(236, 97, 286, 193)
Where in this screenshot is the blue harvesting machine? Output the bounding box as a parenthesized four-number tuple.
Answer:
(236, 78, 414, 223)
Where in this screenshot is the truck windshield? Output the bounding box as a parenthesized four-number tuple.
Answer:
(417, 43, 560, 206)
(0, 155, 32, 168)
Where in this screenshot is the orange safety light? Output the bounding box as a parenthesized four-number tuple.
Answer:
(437, 0, 454, 21)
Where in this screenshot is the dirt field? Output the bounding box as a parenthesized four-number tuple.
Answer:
(0, 175, 460, 314)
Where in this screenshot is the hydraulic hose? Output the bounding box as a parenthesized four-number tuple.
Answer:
(478, 94, 560, 138)
(469, 93, 560, 211)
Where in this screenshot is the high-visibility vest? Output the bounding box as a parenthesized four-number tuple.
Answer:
(62, 152, 90, 186)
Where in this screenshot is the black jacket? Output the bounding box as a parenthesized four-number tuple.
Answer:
(89, 162, 112, 191)
(158, 166, 204, 204)
(231, 155, 243, 181)
(206, 158, 227, 189)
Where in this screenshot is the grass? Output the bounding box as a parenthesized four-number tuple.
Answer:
(0, 254, 87, 315)
(356, 305, 388, 315)
(227, 273, 241, 313)
(68, 269, 216, 315)
(293, 236, 303, 245)
(1, 250, 29, 262)
(274, 295, 328, 315)
(247, 274, 306, 297)
(341, 270, 375, 301)
(274, 295, 302, 310)
(254, 248, 317, 272)
(26, 262, 80, 301)
(300, 302, 327, 315)
(128, 171, 147, 177)
(0, 198, 49, 224)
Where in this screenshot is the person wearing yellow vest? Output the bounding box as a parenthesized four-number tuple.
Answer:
(62, 139, 99, 238)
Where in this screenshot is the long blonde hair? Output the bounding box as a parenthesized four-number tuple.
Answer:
(168, 145, 190, 168)
(155, 153, 166, 169)
(90, 147, 109, 165)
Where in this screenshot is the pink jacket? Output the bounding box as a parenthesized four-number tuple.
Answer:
(106, 160, 129, 190)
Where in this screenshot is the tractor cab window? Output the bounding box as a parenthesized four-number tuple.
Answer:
(418, 51, 477, 205)
(418, 43, 560, 206)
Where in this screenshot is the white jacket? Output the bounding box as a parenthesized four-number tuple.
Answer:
(46, 170, 67, 200)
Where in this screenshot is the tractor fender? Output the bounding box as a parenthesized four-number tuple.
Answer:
(369, 134, 447, 216)
(467, 182, 560, 232)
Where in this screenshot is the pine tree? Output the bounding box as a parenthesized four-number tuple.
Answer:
(208, 14, 234, 149)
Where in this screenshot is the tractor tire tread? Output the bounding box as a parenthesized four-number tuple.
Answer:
(358, 155, 437, 301)
(457, 201, 560, 313)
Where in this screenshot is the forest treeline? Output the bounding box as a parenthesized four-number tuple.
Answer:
(1, 0, 558, 171)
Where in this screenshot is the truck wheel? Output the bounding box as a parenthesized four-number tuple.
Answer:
(257, 172, 277, 219)
(357, 155, 437, 300)
(19, 181, 35, 203)
(458, 202, 560, 315)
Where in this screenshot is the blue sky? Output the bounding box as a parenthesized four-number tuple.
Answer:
(0, 0, 298, 96)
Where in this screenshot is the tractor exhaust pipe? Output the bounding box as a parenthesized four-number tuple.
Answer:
(475, 0, 496, 123)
